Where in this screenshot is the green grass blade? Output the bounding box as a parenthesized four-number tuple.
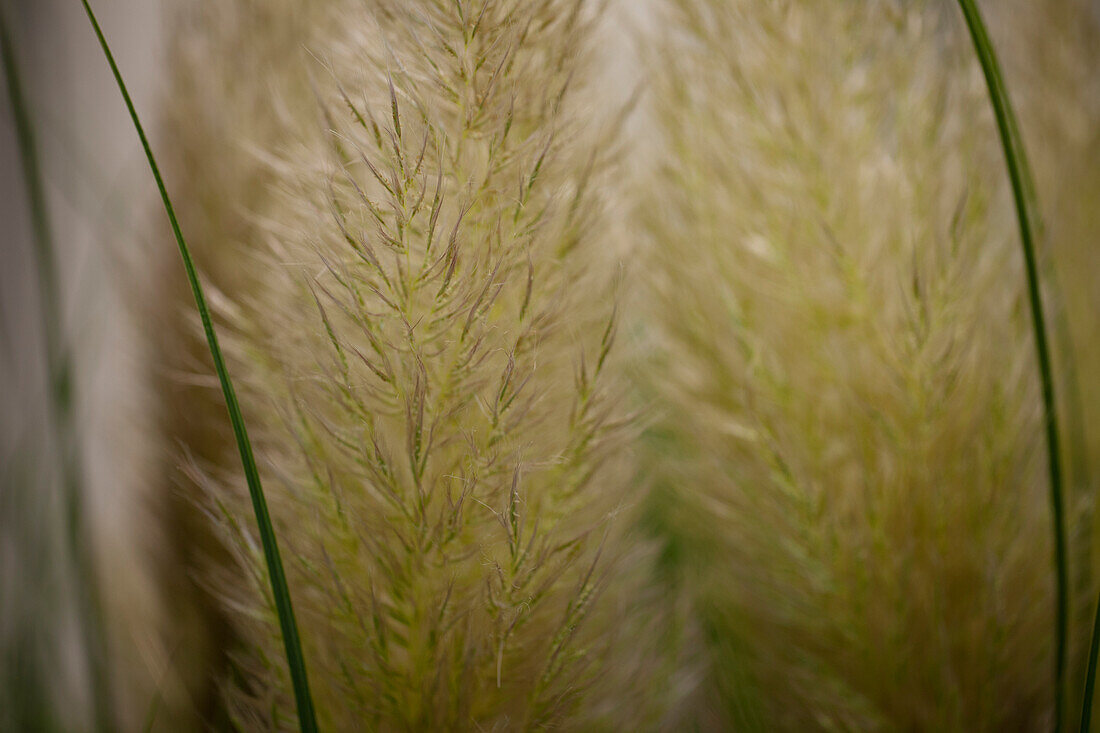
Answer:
(0, 5, 114, 730)
(1082, 598, 1100, 732)
(953, 0, 1068, 729)
(77, 2, 319, 730)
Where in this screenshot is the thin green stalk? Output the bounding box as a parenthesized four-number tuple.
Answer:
(0, 4, 114, 730)
(77, 2, 318, 730)
(1082, 599, 1100, 732)
(953, 0, 1068, 729)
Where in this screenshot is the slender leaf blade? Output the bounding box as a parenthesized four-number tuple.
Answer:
(77, 2, 318, 730)
(953, 0, 1068, 729)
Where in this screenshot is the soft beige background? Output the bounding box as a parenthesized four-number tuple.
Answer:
(1, 0, 164, 727)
